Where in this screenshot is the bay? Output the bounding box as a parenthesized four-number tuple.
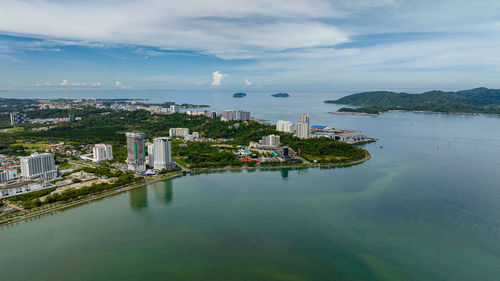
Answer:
(1, 90, 500, 280)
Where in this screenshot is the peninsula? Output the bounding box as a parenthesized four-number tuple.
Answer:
(0, 99, 370, 225)
(325, 87, 500, 114)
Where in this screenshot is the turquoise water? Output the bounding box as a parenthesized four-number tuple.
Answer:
(1, 90, 500, 280)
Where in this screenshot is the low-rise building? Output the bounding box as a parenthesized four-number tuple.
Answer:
(169, 128, 189, 138)
(0, 169, 18, 183)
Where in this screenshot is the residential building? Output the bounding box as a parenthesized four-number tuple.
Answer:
(170, 105, 180, 113)
(237, 110, 251, 121)
(169, 128, 189, 138)
(126, 131, 146, 172)
(93, 144, 113, 162)
(147, 144, 154, 167)
(0, 169, 18, 183)
(10, 112, 27, 125)
(153, 137, 176, 170)
(19, 153, 59, 180)
(276, 120, 294, 133)
(261, 135, 280, 147)
(223, 110, 237, 121)
(296, 114, 310, 139)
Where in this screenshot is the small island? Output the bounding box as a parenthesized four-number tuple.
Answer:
(272, 93, 290, 98)
(233, 92, 247, 98)
(325, 87, 500, 115)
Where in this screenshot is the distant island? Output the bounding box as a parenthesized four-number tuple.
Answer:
(233, 92, 247, 98)
(325, 88, 500, 114)
(272, 93, 289, 98)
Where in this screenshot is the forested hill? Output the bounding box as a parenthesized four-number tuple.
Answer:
(325, 88, 500, 114)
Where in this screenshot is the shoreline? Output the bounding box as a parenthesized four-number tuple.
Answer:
(0, 152, 370, 227)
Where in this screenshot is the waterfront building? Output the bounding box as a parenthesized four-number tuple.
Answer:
(10, 112, 27, 125)
(237, 110, 251, 121)
(19, 153, 59, 180)
(169, 128, 189, 138)
(170, 105, 180, 113)
(296, 114, 310, 139)
(0, 169, 18, 183)
(93, 144, 113, 162)
(276, 120, 294, 133)
(261, 135, 280, 147)
(223, 110, 237, 121)
(0, 180, 49, 199)
(126, 132, 146, 172)
(281, 146, 292, 161)
(147, 144, 154, 167)
(153, 137, 176, 170)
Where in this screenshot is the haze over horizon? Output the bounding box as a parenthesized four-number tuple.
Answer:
(1, 0, 499, 91)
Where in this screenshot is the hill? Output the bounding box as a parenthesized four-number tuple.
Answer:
(325, 88, 500, 114)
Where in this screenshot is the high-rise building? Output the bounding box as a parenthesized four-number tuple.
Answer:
(170, 105, 180, 113)
(169, 128, 189, 138)
(261, 135, 280, 146)
(210, 111, 217, 119)
(147, 144, 154, 167)
(126, 132, 146, 172)
(93, 144, 113, 162)
(299, 114, 310, 124)
(153, 137, 175, 170)
(19, 153, 58, 180)
(296, 114, 310, 139)
(237, 110, 251, 121)
(223, 110, 237, 121)
(0, 169, 18, 183)
(10, 112, 27, 125)
(276, 120, 294, 133)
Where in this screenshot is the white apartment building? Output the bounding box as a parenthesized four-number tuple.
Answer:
(276, 120, 294, 133)
(169, 128, 189, 138)
(0, 169, 18, 183)
(261, 135, 280, 147)
(170, 105, 180, 113)
(19, 153, 58, 180)
(296, 114, 310, 139)
(93, 144, 113, 162)
(153, 137, 176, 170)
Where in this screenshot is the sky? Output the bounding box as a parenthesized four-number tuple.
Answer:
(0, 0, 500, 91)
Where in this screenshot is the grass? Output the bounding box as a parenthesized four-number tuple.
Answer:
(0, 127, 24, 133)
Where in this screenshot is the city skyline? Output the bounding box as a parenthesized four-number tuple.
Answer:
(1, 1, 500, 90)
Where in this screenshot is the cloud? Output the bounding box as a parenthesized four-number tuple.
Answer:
(211, 71, 227, 86)
(35, 79, 102, 88)
(115, 80, 131, 89)
(244, 79, 252, 87)
(0, 0, 351, 59)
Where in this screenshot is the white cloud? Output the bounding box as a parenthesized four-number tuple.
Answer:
(0, 0, 351, 59)
(35, 79, 103, 88)
(211, 71, 227, 86)
(60, 79, 68, 86)
(115, 80, 131, 89)
(244, 79, 252, 87)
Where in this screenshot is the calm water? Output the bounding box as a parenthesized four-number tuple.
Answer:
(1, 90, 500, 280)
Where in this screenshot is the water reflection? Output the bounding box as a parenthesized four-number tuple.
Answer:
(280, 169, 289, 180)
(153, 180, 174, 205)
(129, 187, 148, 211)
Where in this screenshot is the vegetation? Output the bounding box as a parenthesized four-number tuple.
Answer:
(233, 92, 247, 98)
(272, 93, 290, 97)
(338, 107, 381, 114)
(9, 188, 57, 202)
(325, 87, 500, 114)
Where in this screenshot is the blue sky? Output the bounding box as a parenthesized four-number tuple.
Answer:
(1, 0, 500, 91)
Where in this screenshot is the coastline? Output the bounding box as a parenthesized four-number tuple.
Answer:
(0, 152, 370, 227)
